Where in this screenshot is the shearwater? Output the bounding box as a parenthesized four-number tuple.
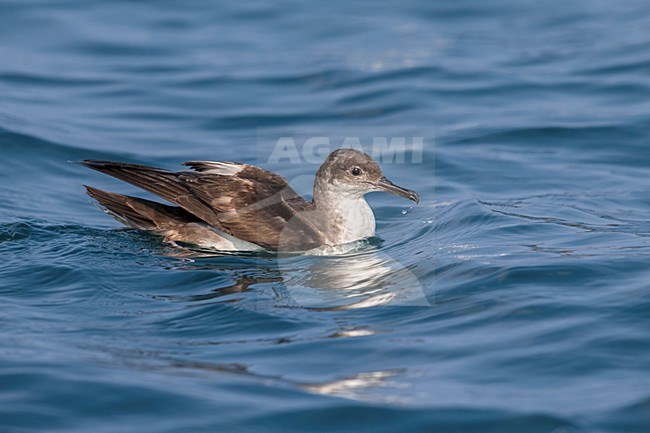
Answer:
(80, 149, 419, 252)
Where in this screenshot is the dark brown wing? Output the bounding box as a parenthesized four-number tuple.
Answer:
(182, 161, 310, 210)
(81, 160, 325, 251)
(80, 160, 222, 227)
(84, 185, 202, 230)
(180, 162, 325, 251)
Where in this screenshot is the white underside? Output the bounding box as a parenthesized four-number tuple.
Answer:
(202, 228, 264, 251)
(327, 191, 376, 245)
(174, 223, 264, 252)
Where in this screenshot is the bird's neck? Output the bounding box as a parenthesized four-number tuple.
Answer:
(312, 181, 376, 245)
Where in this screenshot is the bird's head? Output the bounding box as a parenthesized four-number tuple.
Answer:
(315, 149, 419, 204)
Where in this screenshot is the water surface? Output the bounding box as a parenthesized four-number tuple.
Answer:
(1, 1, 650, 432)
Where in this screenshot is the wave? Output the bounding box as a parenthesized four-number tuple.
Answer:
(0, 125, 136, 162)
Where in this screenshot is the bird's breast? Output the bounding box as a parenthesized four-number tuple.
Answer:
(330, 197, 376, 244)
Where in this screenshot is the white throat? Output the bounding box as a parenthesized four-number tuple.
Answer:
(340, 194, 375, 243)
(323, 189, 376, 245)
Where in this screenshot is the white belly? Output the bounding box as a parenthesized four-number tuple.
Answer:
(200, 227, 264, 251)
(163, 222, 264, 252)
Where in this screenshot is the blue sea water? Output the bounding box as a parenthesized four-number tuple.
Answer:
(1, 0, 650, 432)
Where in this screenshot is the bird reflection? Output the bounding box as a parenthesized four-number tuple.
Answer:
(278, 247, 430, 309)
(152, 275, 281, 303)
(163, 244, 430, 309)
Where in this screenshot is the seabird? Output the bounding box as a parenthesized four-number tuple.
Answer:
(80, 148, 419, 252)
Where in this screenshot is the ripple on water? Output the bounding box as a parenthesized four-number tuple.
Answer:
(2, 0, 650, 432)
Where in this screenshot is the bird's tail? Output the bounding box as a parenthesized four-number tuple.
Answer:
(78, 160, 220, 226)
(84, 186, 200, 232)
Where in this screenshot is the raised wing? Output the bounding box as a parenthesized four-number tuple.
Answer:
(182, 161, 309, 208)
(81, 160, 325, 251)
(80, 160, 223, 227)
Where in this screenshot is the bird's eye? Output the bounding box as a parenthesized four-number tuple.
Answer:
(350, 167, 362, 176)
